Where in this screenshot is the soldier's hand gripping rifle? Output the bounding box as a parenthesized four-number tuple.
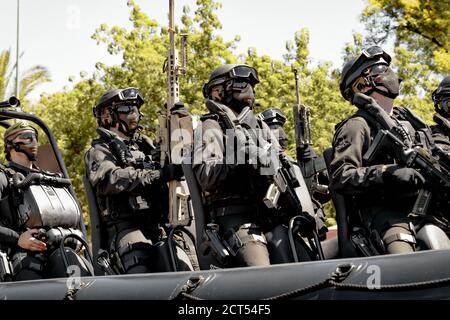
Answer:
(292, 69, 328, 197)
(159, 0, 192, 226)
(354, 93, 450, 216)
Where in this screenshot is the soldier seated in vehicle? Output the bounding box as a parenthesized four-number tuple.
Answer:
(258, 107, 329, 240)
(0, 121, 92, 281)
(85, 87, 197, 274)
(330, 46, 450, 255)
(194, 65, 323, 268)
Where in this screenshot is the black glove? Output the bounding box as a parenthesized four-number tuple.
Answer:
(382, 164, 425, 188)
(160, 164, 184, 182)
(297, 145, 317, 161)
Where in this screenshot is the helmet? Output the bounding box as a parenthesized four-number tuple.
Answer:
(4, 120, 38, 143)
(432, 76, 450, 116)
(202, 64, 260, 99)
(258, 108, 286, 127)
(4, 120, 39, 161)
(340, 46, 395, 101)
(93, 87, 144, 120)
(93, 87, 144, 131)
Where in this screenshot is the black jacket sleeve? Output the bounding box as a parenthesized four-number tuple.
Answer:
(329, 117, 386, 195)
(0, 226, 19, 246)
(85, 143, 162, 196)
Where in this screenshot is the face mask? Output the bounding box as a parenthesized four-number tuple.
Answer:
(227, 80, 256, 112)
(269, 126, 288, 150)
(372, 66, 400, 98)
(11, 131, 39, 161)
(357, 64, 400, 99)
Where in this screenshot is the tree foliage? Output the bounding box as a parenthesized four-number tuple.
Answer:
(362, 0, 450, 74)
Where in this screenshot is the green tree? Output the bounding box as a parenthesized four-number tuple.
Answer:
(362, 0, 450, 74)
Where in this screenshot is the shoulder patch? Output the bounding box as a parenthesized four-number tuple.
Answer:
(334, 138, 352, 153)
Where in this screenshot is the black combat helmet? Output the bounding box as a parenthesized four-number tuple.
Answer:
(258, 108, 286, 127)
(432, 76, 450, 116)
(202, 64, 259, 99)
(340, 46, 399, 101)
(93, 87, 144, 127)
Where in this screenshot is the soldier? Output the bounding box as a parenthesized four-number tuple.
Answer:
(257, 108, 328, 240)
(85, 87, 185, 274)
(257, 108, 289, 150)
(431, 76, 450, 153)
(193, 64, 280, 267)
(330, 46, 449, 255)
(0, 121, 91, 281)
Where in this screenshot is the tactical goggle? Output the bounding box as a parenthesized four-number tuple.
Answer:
(358, 46, 391, 67)
(229, 65, 259, 83)
(351, 64, 390, 93)
(346, 46, 391, 85)
(115, 104, 140, 114)
(11, 131, 38, 145)
(118, 88, 142, 101)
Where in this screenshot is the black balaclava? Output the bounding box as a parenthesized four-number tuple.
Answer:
(222, 79, 256, 113)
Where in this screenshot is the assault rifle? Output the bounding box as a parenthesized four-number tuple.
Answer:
(159, 0, 193, 226)
(292, 69, 328, 196)
(354, 93, 450, 216)
(234, 106, 323, 260)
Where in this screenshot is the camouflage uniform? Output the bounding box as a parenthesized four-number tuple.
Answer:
(85, 127, 168, 274)
(193, 108, 275, 267)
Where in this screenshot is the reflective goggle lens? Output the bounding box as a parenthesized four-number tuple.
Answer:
(365, 64, 389, 76)
(116, 105, 139, 114)
(14, 131, 38, 145)
(119, 88, 140, 100)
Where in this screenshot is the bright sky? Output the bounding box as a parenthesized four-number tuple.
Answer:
(0, 0, 367, 101)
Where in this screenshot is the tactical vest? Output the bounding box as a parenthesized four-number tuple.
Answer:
(91, 131, 165, 225)
(199, 101, 274, 210)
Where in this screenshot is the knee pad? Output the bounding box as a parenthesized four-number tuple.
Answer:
(115, 242, 154, 274)
(47, 247, 94, 278)
(382, 223, 416, 251)
(12, 253, 46, 280)
(223, 223, 267, 256)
